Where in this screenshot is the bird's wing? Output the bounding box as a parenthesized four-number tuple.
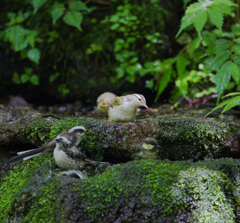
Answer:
(109, 96, 124, 108)
(65, 146, 88, 160)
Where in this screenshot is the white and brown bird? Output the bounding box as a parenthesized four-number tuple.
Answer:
(8, 126, 86, 162)
(54, 136, 109, 170)
(96, 92, 116, 115)
(108, 94, 148, 122)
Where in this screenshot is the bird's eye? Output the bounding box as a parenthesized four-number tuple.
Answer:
(139, 98, 141, 101)
(63, 143, 68, 148)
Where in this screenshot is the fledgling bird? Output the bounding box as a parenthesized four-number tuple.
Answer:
(54, 137, 109, 170)
(108, 94, 148, 122)
(132, 137, 160, 160)
(58, 170, 88, 179)
(8, 126, 86, 163)
(96, 92, 116, 115)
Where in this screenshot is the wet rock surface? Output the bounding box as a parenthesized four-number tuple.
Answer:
(0, 105, 240, 222)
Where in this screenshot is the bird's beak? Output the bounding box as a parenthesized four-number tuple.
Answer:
(142, 103, 148, 109)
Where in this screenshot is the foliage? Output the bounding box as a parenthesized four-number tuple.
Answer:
(177, 0, 240, 102)
(205, 92, 240, 116)
(1, 0, 240, 104)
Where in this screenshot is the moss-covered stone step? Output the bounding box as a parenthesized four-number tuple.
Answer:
(0, 107, 239, 162)
(1, 157, 239, 222)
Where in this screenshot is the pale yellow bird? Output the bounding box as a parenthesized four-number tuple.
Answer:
(96, 92, 116, 115)
(108, 94, 148, 122)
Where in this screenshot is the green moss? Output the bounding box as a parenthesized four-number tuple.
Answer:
(24, 117, 59, 145)
(0, 154, 56, 222)
(152, 117, 234, 160)
(76, 159, 240, 222)
(23, 180, 60, 223)
(1, 157, 239, 222)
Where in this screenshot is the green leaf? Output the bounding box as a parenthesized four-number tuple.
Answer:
(63, 11, 83, 29)
(21, 74, 30, 83)
(12, 73, 21, 84)
(110, 23, 120, 30)
(176, 54, 190, 78)
(145, 79, 154, 89)
(222, 96, 240, 113)
(58, 83, 70, 95)
(206, 93, 240, 116)
(32, 0, 47, 12)
(155, 67, 172, 102)
(233, 56, 240, 65)
(188, 37, 201, 57)
(231, 62, 240, 85)
(208, 7, 223, 32)
(30, 75, 39, 85)
(214, 39, 231, 54)
(69, 1, 89, 11)
(193, 10, 207, 37)
(176, 1, 212, 37)
(27, 48, 40, 64)
(204, 51, 231, 72)
(215, 61, 231, 99)
(109, 15, 119, 22)
(222, 92, 240, 98)
(49, 72, 60, 82)
(5, 25, 29, 51)
(204, 99, 229, 116)
(51, 3, 64, 24)
(177, 0, 236, 37)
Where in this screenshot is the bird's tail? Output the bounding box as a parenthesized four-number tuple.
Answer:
(7, 148, 45, 163)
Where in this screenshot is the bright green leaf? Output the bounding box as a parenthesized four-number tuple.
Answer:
(222, 96, 240, 113)
(110, 23, 120, 30)
(189, 37, 201, 57)
(5, 25, 29, 51)
(214, 39, 231, 54)
(232, 44, 240, 55)
(63, 11, 83, 29)
(32, 0, 47, 12)
(69, 1, 89, 11)
(51, 3, 64, 24)
(204, 51, 231, 72)
(208, 7, 223, 31)
(21, 74, 30, 83)
(30, 75, 39, 85)
(222, 92, 240, 98)
(215, 61, 231, 99)
(193, 10, 207, 37)
(155, 67, 172, 102)
(58, 83, 70, 95)
(231, 62, 240, 85)
(109, 15, 119, 22)
(176, 54, 190, 78)
(27, 48, 40, 64)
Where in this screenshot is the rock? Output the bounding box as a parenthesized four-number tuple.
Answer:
(1, 158, 240, 222)
(0, 107, 239, 161)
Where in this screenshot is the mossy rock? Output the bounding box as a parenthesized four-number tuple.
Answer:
(1, 157, 240, 222)
(0, 107, 239, 162)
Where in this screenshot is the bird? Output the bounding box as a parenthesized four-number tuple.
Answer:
(95, 92, 116, 115)
(58, 170, 88, 179)
(131, 137, 160, 160)
(108, 93, 148, 122)
(54, 136, 109, 170)
(7, 126, 86, 163)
